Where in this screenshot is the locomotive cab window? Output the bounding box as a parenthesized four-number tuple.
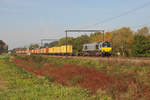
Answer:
(96, 45, 99, 49)
(85, 46, 87, 50)
(102, 42, 111, 47)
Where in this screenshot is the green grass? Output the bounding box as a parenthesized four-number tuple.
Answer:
(0, 55, 112, 100)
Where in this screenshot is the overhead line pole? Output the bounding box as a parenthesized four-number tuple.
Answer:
(65, 30, 68, 56)
(102, 30, 104, 42)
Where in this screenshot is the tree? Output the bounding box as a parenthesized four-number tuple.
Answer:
(0, 40, 8, 54)
(48, 41, 58, 47)
(44, 43, 49, 48)
(131, 35, 150, 57)
(29, 44, 39, 49)
(58, 37, 74, 46)
(90, 32, 103, 42)
(73, 35, 90, 53)
(137, 27, 149, 36)
(112, 27, 134, 56)
(104, 32, 112, 42)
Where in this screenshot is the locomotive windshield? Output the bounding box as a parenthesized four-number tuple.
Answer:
(102, 42, 111, 47)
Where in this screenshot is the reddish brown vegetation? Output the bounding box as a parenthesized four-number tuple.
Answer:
(13, 58, 114, 93)
(12, 58, 150, 99)
(49, 65, 114, 93)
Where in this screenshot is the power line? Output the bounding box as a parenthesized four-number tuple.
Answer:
(130, 20, 150, 29)
(80, 1, 150, 29)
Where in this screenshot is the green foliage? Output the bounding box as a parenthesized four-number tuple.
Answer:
(90, 32, 103, 42)
(46, 56, 103, 69)
(45, 76, 55, 82)
(30, 55, 48, 63)
(58, 37, 74, 46)
(16, 55, 106, 69)
(137, 26, 149, 36)
(0, 40, 8, 54)
(71, 75, 82, 84)
(29, 44, 39, 49)
(73, 35, 90, 53)
(112, 27, 134, 56)
(48, 41, 58, 47)
(0, 54, 11, 61)
(131, 35, 150, 57)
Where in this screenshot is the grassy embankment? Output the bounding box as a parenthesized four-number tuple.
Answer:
(12, 55, 150, 100)
(0, 55, 112, 100)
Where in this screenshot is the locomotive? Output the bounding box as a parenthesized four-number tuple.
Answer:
(82, 41, 112, 56)
(15, 41, 112, 56)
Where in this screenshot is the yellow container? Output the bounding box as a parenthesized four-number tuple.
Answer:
(41, 48, 44, 54)
(31, 50, 34, 54)
(53, 47, 58, 54)
(43, 48, 46, 54)
(52, 47, 56, 54)
(54, 47, 57, 53)
(61, 45, 72, 53)
(49, 47, 54, 54)
(56, 47, 61, 54)
(52, 47, 55, 54)
(48, 48, 52, 54)
(40, 48, 42, 54)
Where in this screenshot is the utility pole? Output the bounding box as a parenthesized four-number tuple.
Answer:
(102, 30, 105, 42)
(65, 31, 68, 56)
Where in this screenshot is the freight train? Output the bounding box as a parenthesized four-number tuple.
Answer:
(15, 41, 112, 56)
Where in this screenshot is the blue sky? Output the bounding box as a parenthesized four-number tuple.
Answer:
(0, 0, 150, 49)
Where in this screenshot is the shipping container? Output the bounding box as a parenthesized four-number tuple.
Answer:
(61, 45, 72, 54)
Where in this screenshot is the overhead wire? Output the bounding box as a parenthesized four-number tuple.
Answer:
(80, 1, 150, 29)
(131, 22, 150, 29)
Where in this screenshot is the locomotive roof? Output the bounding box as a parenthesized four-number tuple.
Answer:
(83, 41, 110, 46)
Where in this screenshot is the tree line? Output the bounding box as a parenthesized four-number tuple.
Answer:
(0, 40, 8, 54)
(29, 26, 150, 57)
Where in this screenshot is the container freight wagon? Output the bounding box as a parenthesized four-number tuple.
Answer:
(61, 45, 72, 55)
(46, 48, 49, 54)
(48, 48, 54, 54)
(54, 47, 61, 55)
(47, 45, 73, 55)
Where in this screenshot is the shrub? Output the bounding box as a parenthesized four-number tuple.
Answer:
(71, 75, 82, 84)
(45, 76, 55, 82)
(131, 35, 150, 57)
